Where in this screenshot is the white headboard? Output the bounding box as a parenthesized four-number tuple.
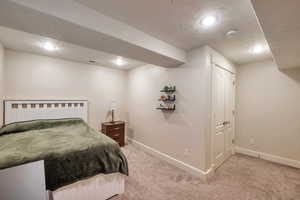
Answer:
(4, 100, 88, 125)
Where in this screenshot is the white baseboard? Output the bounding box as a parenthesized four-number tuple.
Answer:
(127, 138, 213, 181)
(235, 146, 300, 169)
(234, 147, 259, 157)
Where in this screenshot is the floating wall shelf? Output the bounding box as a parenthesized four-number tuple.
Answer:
(156, 106, 176, 111)
(160, 89, 176, 93)
(157, 85, 176, 111)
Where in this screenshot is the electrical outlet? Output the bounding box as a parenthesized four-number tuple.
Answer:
(250, 138, 255, 145)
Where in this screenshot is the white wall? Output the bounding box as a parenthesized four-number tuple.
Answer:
(127, 46, 236, 171)
(0, 43, 4, 126)
(127, 46, 211, 171)
(236, 60, 300, 161)
(4, 50, 127, 129)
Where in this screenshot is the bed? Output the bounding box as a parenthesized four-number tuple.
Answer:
(0, 100, 128, 200)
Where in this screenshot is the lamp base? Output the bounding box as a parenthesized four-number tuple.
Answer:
(111, 109, 115, 123)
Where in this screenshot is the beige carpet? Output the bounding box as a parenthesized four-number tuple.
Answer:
(112, 144, 300, 200)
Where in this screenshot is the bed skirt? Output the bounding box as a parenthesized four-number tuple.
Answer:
(49, 173, 125, 200)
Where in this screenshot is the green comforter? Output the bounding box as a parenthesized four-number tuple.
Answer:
(0, 118, 128, 190)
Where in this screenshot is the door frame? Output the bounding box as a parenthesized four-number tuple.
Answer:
(210, 61, 236, 171)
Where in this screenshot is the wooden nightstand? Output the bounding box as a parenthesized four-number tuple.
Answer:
(101, 121, 125, 147)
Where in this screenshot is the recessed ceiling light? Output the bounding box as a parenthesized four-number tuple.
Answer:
(112, 57, 127, 66)
(251, 44, 264, 54)
(200, 15, 217, 27)
(41, 41, 58, 52)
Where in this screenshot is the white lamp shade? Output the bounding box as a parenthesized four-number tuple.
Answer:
(110, 101, 117, 110)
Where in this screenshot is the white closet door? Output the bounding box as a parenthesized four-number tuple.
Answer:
(213, 64, 235, 168)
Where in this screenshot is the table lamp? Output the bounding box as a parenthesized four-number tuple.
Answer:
(110, 101, 117, 123)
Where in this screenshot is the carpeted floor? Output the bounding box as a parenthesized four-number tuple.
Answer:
(112, 144, 300, 200)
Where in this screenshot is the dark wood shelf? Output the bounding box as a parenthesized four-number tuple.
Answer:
(159, 99, 176, 102)
(158, 97, 176, 102)
(156, 107, 176, 111)
(160, 89, 176, 93)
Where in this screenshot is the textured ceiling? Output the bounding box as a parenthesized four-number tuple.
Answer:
(0, 0, 183, 68)
(251, 0, 300, 69)
(75, 0, 272, 65)
(0, 26, 145, 70)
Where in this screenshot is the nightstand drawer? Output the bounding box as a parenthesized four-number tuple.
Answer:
(109, 131, 122, 139)
(107, 126, 123, 132)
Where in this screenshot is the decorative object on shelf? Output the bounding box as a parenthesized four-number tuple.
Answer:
(157, 85, 176, 111)
(160, 85, 176, 93)
(156, 104, 176, 111)
(158, 94, 176, 102)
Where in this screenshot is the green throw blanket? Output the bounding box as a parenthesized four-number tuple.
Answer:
(0, 118, 128, 190)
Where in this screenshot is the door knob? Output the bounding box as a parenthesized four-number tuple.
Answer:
(223, 121, 230, 125)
